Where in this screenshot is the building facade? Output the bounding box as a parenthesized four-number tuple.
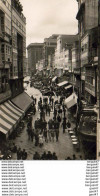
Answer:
(10, 0, 26, 98)
(0, 0, 26, 102)
(54, 34, 78, 77)
(76, 0, 98, 104)
(43, 34, 58, 71)
(0, 0, 12, 103)
(27, 43, 44, 78)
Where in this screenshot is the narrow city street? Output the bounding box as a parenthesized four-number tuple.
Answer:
(10, 84, 85, 160)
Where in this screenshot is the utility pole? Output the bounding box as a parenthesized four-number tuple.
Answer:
(97, 0, 100, 160)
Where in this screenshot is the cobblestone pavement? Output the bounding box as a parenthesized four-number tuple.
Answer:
(11, 85, 85, 160)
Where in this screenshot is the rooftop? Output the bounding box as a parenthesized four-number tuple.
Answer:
(27, 43, 44, 49)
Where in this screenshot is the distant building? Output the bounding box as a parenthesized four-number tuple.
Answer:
(23, 58, 29, 77)
(27, 43, 44, 77)
(55, 34, 78, 77)
(43, 34, 58, 71)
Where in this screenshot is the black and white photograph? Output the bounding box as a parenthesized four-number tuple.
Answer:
(0, 0, 99, 160)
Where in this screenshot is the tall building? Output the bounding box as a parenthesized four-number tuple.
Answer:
(0, 1, 33, 141)
(0, 0, 26, 102)
(27, 43, 44, 77)
(76, 0, 98, 159)
(43, 34, 58, 69)
(10, 0, 26, 98)
(0, 0, 12, 103)
(76, 0, 98, 104)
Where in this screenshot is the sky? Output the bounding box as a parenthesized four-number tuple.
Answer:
(20, 0, 78, 47)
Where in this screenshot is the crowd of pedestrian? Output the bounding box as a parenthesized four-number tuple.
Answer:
(10, 143, 28, 160)
(65, 155, 83, 160)
(33, 151, 58, 160)
(9, 87, 80, 160)
(25, 95, 72, 149)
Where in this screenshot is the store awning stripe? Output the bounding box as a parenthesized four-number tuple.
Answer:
(52, 76, 57, 82)
(0, 110, 16, 125)
(4, 102, 22, 117)
(3, 104, 20, 118)
(65, 85, 73, 90)
(64, 93, 78, 109)
(0, 105, 19, 121)
(8, 101, 24, 114)
(0, 115, 14, 126)
(0, 127, 8, 135)
(0, 107, 18, 122)
(57, 81, 68, 87)
(0, 118, 12, 130)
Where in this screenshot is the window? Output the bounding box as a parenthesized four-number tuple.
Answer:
(6, 45, 7, 54)
(1, 44, 4, 53)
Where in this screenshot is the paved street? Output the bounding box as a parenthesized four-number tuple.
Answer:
(11, 84, 85, 160)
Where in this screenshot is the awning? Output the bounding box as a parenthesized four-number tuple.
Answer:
(64, 93, 78, 109)
(64, 68, 69, 71)
(52, 76, 57, 82)
(11, 92, 33, 112)
(0, 100, 24, 138)
(0, 127, 8, 135)
(65, 85, 73, 90)
(57, 81, 68, 87)
(56, 67, 63, 69)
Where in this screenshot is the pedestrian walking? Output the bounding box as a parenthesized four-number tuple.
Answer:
(46, 151, 52, 160)
(52, 152, 58, 160)
(17, 148, 22, 160)
(67, 120, 71, 128)
(51, 130, 55, 142)
(58, 107, 62, 119)
(48, 129, 51, 141)
(41, 151, 47, 160)
(27, 127, 31, 140)
(34, 132, 39, 146)
(57, 115, 61, 124)
(54, 108, 57, 120)
(43, 129, 48, 142)
(55, 129, 59, 142)
(46, 105, 51, 116)
(31, 129, 34, 142)
(54, 120, 59, 142)
(33, 152, 40, 160)
(39, 133, 44, 147)
(34, 98, 37, 104)
(62, 120, 66, 134)
(22, 149, 27, 160)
